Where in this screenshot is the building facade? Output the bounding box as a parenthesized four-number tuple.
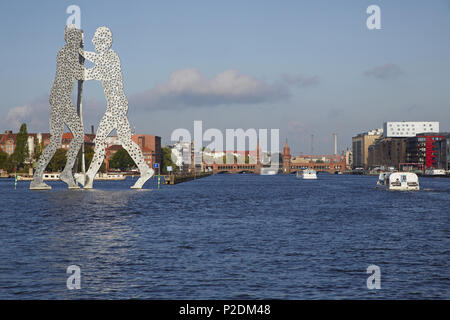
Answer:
(406, 133, 445, 169)
(131, 134, 162, 169)
(436, 134, 450, 171)
(352, 128, 383, 169)
(383, 121, 439, 138)
(1, 131, 51, 162)
(1, 129, 161, 172)
(368, 137, 407, 169)
(167, 139, 192, 172)
(342, 148, 353, 170)
(0, 131, 16, 155)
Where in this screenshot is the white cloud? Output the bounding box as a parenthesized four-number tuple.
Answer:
(3, 96, 105, 133)
(3, 68, 320, 131)
(130, 68, 289, 110)
(4, 97, 48, 131)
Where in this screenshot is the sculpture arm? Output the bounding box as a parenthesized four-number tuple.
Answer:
(83, 66, 100, 81)
(79, 49, 97, 62)
(74, 61, 85, 81)
(78, 50, 101, 81)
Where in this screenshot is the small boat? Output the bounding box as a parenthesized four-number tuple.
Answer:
(424, 169, 446, 176)
(298, 169, 317, 180)
(376, 172, 389, 186)
(377, 172, 419, 191)
(73, 172, 127, 181)
(260, 167, 278, 175)
(17, 173, 60, 181)
(94, 173, 126, 180)
(21, 172, 127, 182)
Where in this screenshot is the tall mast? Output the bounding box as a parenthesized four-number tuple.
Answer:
(76, 30, 85, 176)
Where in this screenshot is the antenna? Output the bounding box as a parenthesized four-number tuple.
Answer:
(311, 134, 314, 155)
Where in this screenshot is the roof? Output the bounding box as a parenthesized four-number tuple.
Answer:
(106, 145, 122, 151)
(141, 147, 154, 154)
(0, 133, 17, 145)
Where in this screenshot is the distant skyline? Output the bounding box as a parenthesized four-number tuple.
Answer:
(1, 0, 450, 154)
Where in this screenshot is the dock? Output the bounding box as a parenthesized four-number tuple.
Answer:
(163, 172, 212, 185)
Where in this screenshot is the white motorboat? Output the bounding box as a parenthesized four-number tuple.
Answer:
(94, 173, 126, 180)
(298, 169, 317, 180)
(74, 172, 127, 181)
(20, 172, 126, 182)
(17, 173, 60, 181)
(424, 169, 446, 176)
(377, 172, 419, 191)
(260, 167, 278, 175)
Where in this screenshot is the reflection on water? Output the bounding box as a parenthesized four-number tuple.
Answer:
(0, 175, 449, 299)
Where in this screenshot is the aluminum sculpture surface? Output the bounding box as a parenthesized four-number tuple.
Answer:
(76, 26, 154, 189)
(31, 26, 154, 190)
(30, 26, 85, 190)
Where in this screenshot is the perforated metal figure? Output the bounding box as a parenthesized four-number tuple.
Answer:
(77, 27, 154, 189)
(30, 26, 85, 190)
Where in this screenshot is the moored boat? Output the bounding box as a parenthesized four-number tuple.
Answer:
(260, 167, 278, 175)
(424, 169, 446, 176)
(377, 172, 419, 191)
(298, 169, 317, 180)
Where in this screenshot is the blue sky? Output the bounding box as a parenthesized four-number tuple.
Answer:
(1, 0, 449, 154)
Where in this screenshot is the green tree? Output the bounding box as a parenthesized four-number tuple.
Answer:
(33, 140, 43, 165)
(0, 150, 8, 170)
(77, 145, 92, 172)
(109, 147, 135, 171)
(11, 123, 29, 170)
(47, 148, 67, 172)
(161, 146, 176, 174)
(75, 145, 106, 173)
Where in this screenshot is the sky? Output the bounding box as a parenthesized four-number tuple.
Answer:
(0, 0, 449, 154)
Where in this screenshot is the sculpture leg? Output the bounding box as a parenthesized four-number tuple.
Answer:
(30, 118, 64, 190)
(60, 105, 84, 189)
(82, 114, 114, 189)
(117, 117, 154, 189)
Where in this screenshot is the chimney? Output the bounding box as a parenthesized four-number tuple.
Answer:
(138, 136, 144, 148)
(91, 125, 95, 135)
(333, 133, 338, 155)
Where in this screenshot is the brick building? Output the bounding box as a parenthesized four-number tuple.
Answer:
(104, 134, 161, 171)
(282, 140, 346, 174)
(0, 131, 51, 160)
(368, 137, 407, 169)
(1, 129, 161, 172)
(131, 134, 161, 169)
(406, 133, 445, 169)
(61, 133, 95, 150)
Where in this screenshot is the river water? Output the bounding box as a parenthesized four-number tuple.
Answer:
(0, 174, 448, 299)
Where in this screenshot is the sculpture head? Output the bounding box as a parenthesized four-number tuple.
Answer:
(92, 26, 113, 52)
(64, 25, 83, 46)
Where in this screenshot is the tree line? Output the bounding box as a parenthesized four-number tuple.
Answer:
(1, 123, 176, 174)
(0, 123, 106, 174)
